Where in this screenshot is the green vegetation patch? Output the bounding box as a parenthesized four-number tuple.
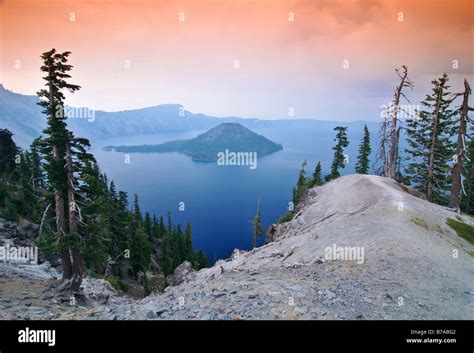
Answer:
(446, 218, 474, 245)
(411, 217, 428, 230)
(276, 212, 294, 224)
(106, 276, 129, 293)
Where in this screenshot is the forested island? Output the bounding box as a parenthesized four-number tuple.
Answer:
(103, 123, 283, 162)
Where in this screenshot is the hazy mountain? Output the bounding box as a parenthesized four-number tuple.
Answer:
(0, 84, 380, 148)
(0, 84, 221, 145)
(105, 123, 283, 162)
(0, 84, 46, 146)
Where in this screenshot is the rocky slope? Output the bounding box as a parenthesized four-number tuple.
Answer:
(1, 174, 473, 320)
(0, 220, 127, 320)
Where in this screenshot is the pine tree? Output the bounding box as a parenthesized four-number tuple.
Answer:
(184, 222, 193, 262)
(405, 74, 454, 204)
(37, 49, 81, 284)
(0, 129, 18, 175)
(0, 130, 20, 221)
(129, 194, 150, 277)
(310, 161, 323, 187)
(292, 160, 308, 207)
(78, 159, 111, 275)
(158, 216, 166, 238)
(166, 210, 172, 230)
(251, 197, 264, 249)
(114, 189, 131, 273)
(132, 194, 142, 223)
(151, 214, 159, 238)
(19, 151, 39, 221)
(0, 49, 201, 294)
(328, 126, 349, 180)
(142, 272, 151, 297)
(355, 125, 371, 174)
(29, 137, 45, 190)
(176, 224, 186, 265)
(194, 249, 208, 270)
(144, 212, 152, 241)
(160, 233, 174, 276)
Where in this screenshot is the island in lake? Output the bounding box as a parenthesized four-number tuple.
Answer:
(103, 123, 283, 162)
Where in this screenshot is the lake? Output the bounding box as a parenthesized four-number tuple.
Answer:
(91, 124, 375, 262)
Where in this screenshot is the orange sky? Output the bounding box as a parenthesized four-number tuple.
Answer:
(0, 0, 473, 120)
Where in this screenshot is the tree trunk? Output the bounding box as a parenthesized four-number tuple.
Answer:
(449, 79, 471, 211)
(66, 140, 83, 292)
(48, 60, 72, 281)
(54, 178, 72, 280)
(381, 116, 389, 177)
(386, 78, 406, 179)
(387, 68, 408, 180)
(427, 80, 444, 202)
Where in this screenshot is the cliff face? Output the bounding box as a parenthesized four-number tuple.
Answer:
(89, 174, 474, 320)
(2, 174, 473, 320)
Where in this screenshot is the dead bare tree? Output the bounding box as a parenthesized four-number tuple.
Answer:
(449, 79, 473, 211)
(386, 65, 414, 180)
(375, 109, 389, 176)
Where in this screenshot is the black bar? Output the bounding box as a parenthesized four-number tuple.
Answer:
(0, 320, 472, 352)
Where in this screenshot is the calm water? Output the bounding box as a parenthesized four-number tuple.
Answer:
(91, 125, 373, 261)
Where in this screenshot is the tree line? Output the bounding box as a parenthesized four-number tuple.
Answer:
(379, 68, 473, 213)
(0, 49, 208, 297)
(276, 67, 473, 228)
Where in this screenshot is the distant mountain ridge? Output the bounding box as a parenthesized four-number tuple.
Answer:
(0, 84, 379, 147)
(104, 123, 283, 162)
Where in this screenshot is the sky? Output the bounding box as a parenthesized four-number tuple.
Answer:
(0, 0, 473, 121)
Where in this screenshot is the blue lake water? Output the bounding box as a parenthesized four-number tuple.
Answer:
(91, 124, 376, 261)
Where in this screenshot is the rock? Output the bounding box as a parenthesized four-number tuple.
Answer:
(321, 289, 336, 300)
(230, 249, 245, 260)
(294, 307, 305, 316)
(146, 310, 157, 319)
(156, 308, 169, 316)
(171, 261, 193, 286)
(147, 273, 166, 293)
(266, 224, 278, 243)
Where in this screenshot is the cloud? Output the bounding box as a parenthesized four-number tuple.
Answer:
(1, 0, 472, 120)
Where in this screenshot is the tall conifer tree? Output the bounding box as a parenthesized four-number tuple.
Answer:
(355, 125, 371, 174)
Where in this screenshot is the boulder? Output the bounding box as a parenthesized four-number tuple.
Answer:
(171, 261, 193, 286)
